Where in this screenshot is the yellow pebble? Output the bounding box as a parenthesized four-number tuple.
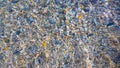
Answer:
(4, 47, 9, 51)
(42, 41, 47, 47)
(80, 4, 84, 9)
(3, 38, 7, 42)
(4, 12, 9, 15)
(78, 14, 83, 20)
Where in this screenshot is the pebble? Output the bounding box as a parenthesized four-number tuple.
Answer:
(16, 30, 21, 35)
(106, 20, 115, 27)
(37, 55, 44, 64)
(13, 50, 20, 55)
(0, 53, 3, 60)
(49, 18, 56, 24)
(89, 0, 98, 5)
(3, 38, 10, 43)
(78, 13, 83, 20)
(113, 54, 120, 64)
(27, 45, 38, 54)
(55, 39, 61, 45)
(11, 0, 19, 3)
(3, 47, 9, 51)
(42, 41, 47, 47)
(26, 17, 34, 24)
(84, 7, 90, 12)
(80, 4, 85, 9)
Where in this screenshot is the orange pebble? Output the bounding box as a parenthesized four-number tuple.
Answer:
(78, 14, 83, 20)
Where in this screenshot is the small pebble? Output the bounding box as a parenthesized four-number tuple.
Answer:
(26, 17, 34, 24)
(42, 41, 47, 47)
(13, 50, 20, 55)
(11, 0, 19, 3)
(113, 54, 120, 64)
(16, 30, 21, 35)
(3, 47, 9, 51)
(89, 0, 98, 5)
(3, 38, 10, 43)
(78, 13, 83, 20)
(0, 53, 3, 60)
(84, 7, 90, 12)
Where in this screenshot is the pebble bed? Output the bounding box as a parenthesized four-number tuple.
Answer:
(0, 0, 120, 68)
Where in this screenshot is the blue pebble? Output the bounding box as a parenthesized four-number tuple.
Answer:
(28, 47, 35, 54)
(116, 7, 120, 11)
(55, 40, 60, 45)
(63, 31, 67, 36)
(54, 0, 60, 4)
(70, 0, 74, 3)
(100, 0, 105, 2)
(33, 0, 40, 4)
(13, 50, 20, 55)
(27, 45, 38, 54)
(84, 7, 89, 12)
(11, 0, 19, 3)
(0, 27, 4, 34)
(106, 19, 114, 26)
(92, 18, 99, 26)
(64, 55, 69, 59)
(113, 55, 120, 64)
(106, 22, 114, 27)
(16, 30, 21, 35)
(72, 8, 76, 13)
(89, 0, 98, 5)
(75, 2, 79, 8)
(64, 62, 70, 67)
(61, 5, 67, 8)
(37, 56, 44, 64)
(71, 33, 75, 37)
(23, 7, 30, 11)
(82, 1, 89, 7)
(87, 33, 93, 37)
(12, 34, 18, 42)
(8, 9, 13, 13)
(44, 24, 51, 29)
(107, 48, 117, 54)
(114, 26, 120, 30)
(0, 53, 3, 60)
(59, 11, 65, 14)
(26, 17, 34, 24)
(49, 19, 56, 24)
(63, 17, 66, 21)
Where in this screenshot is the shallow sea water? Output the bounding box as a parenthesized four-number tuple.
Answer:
(0, 0, 120, 68)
